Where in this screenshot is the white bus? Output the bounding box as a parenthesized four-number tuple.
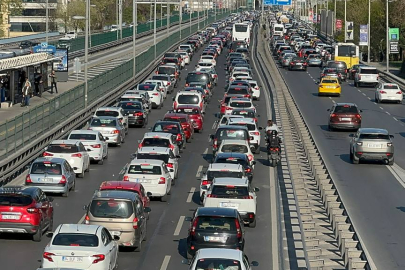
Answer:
(232, 23, 251, 45)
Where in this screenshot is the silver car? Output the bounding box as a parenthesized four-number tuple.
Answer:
(26, 157, 76, 197)
(88, 116, 126, 146)
(280, 53, 296, 68)
(306, 54, 322, 67)
(350, 128, 394, 165)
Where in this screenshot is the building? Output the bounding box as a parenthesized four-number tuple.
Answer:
(9, 0, 58, 36)
(0, 1, 11, 37)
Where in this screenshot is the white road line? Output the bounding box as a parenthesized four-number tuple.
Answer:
(393, 117, 398, 121)
(379, 107, 384, 110)
(357, 89, 361, 92)
(203, 148, 208, 155)
(208, 137, 212, 142)
(159, 255, 171, 270)
(367, 97, 371, 100)
(187, 187, 196, 203)
(386, 112, 391, 115)
(362, 93, 366, 96)
(328, 97, 332, 99)
(332, 100, 336, 104)
(196, 165, 203, 177)
(387, 164, 405, 189)
(78, 214, 86, 224)
(173, 216, 185, 236)
(373, 102, 377, 105)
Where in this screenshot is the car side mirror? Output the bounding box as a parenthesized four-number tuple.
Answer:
(176, 155, 181, 158)
(258, 127, 263, 130)
(46, 232, 54, 238)
(185, 216, 192, 222)
(210, 134, 214, 140)
(144, 207, 151, 213)
(104, 137, 109, 140)
(249, 136, 254, 140)
(390, 135, 394, 138)
(73, 167, 78, 170)
(130, 153, 136, 159)
(83, 205, 88, 210)
(349, 134, 354, 138)
(169, 168, 174, 172)
(147, 192, 152, 197)
(251, 261, 259, 267)
(48, 197, 54, 202)
(360, 110, 363, 113)
(181, 259, 190, 265)
(113, 235, 120, 241)
(87, 148, 92, 151)
(254, 187, 260, 192)
(252, 161, 256, 165)
(326, 109, 330, 111)
(172, 97, 175, 101)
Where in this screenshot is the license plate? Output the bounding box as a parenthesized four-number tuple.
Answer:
(367, 144, 382, 148)
(204, 236, 226, 242)
(111, 231, 121, 236)
(296, 63, 302, 65)
(41, 178, 53, 182)
(221, 202, 239, 208)
(1, 215, 19, 220)
(325, 86, 335, 89)
(62, 256, 84, 263)
(341, 118, 351, 121)
(135, 179, 151, 183)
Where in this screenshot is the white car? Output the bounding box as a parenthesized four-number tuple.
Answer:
(136, 83, 163, 109)
(230, 72, 251, 83)
(123, 159, 173, 202)
(94, 107, 128, 134)
(144, 79, 168, 99)
(184, 248, 258, 270)
(224, 97, 255, 115)
(196, 60, 215, 70)
(44, 140, 90, 178)
(177, 51, 190, 65)
(173, 91, 205, 113)
(138, 132, 180, 157)
(198, 163, 247, 201)
(216, 139, 255, 166)
(42, 224, 119, 270)
(67, 130, 108, 164)
(354, 66, 379, 87)
(375, 82, 403, 103)
(248, 80, 261, 100)
(228, 117, 262, 154)
(217, 114, 244, 128)
(232, 66, 253, 77)
(200, 55, 216, 66)
(203, 177, 259, 227)
(135, 146, 180, 181)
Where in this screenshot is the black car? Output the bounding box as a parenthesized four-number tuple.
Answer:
(325, 61, 348, 81)
(288, 57, 307, 71)
(213, 152, 255, 181)
(229, 41, 248, 52)
(151, 121, 186, 151)
(19, 40, 35, 49)
(186, 207, 245, 258)
(118, 101, 148, 127)
(210, 125, 251, 155)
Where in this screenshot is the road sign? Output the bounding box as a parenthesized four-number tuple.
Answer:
(73, 57, 81, 81)
(389, 28, 399, 41)
(390, 41, 399, 54)
(263, 0, 291, 5)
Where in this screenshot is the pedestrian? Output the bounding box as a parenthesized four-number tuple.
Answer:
(21, 78, 32, 107)
(49, 70, 58, 94)
(34, 72, 43, 97)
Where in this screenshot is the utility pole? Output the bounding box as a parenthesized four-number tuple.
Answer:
(46, 0, 48, 43)
(386, 0, 389, 72)
(133, 0, 137, 79)
(154, 0, 157, 58)
(344, 0, 347, 42)
(119, 0, 122, 39)
(367, 0, 370, 63)
(179, 0, 182, 41)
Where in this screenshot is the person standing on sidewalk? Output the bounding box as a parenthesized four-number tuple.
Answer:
(34, 72, 43, 97)
(49, 70, 58, 94)
(21, 78, 32, 107)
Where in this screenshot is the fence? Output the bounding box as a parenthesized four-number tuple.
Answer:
(0, 12, 230, 160)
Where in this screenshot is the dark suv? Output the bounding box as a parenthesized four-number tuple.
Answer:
(186, 207, 245, 258)
(327, 103, 362, 131)
(0, 186, 54, 241)
(325, 61, 348, 81)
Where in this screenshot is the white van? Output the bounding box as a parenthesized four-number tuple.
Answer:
(273, 24, 284, 37)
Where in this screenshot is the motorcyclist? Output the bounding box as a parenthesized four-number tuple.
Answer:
(265, 120, 280, 133)
(266, 129, 282, 152)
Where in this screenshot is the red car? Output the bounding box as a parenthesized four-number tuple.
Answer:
(163, 112, 194, 142)
(174, 105, 204, 132)
(0, 186, 54, 242)
(99, 181, 151, 209)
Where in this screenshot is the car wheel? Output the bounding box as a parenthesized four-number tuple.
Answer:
(328, 125, 333, 131)
(171, 178, 175, 186)
(105, 151, 108, 159)
(255, 147, 260, 154)
(135, 237, 142, 252)
(249, 219, 257, 228)
(354, 81, 358, 87)
(352, 155, 359, 164)
(85, 163, 90, 172)
(78, 168, 84, 178)
(48, 215, 54, 232)
(71, 180, 76, 191)
(33, 224, 42, 242)
(389, 158, 394, 166)
(62, 187, 69, 197)
(161, 193, 168, 202)
(187, 250, 193, 259)
(98, 158, 104, 165)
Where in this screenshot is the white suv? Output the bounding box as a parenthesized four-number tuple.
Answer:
(216, 139, 255, 165)
(136, 83, 163, 109)
(354, 66, 379, 87)
(203, 177, 259, 227)
(138, 132, 180, 156)
(123, 159, 173, 202)
(135, 146, 180, 182)
(228, 117, 262, 154)
(67, 130, 108, 165)
(94, 107, 128, 134)
(43, 140, 90, 178)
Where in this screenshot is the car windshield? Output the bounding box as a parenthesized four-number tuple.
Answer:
(128, 164, 162, 175)
(361, 69, 378, 74)
(138, 84, 156, 90)
(383, 84, 399, 89)
(90, 199, 133, 219)
(211, 185, 249, 198)
(119, 102, 142, 110)
(218, 129, 247, 140)
(47, 144, 80, 153)
(221, 144, 248, 153)
(178, 95, 199, 104)
(31, 162, 62, 175)
(322, 79, 338, 84)
(142, 138, 170, 147)
(359, 133, 390, 140)
(215, 157, 249, 167)
(52, 233, 99, 247)
(95, 111, 119, 117)
(69, 133, 97, 140)
(165, 117, 186, 123)
(232, 110, 255, 118)
(136, 153, 169, 163)
(230, 123, 256, 131)
(206, 170, 243, 181)
(158, 67, 175, 75)
(196, 216, 237, 231)
(230, 101, 252, 108)
(152, 75, 169, 81)
(327, 62, 347, 70)
(0, 195, 33, 206)
(195, 258, 242, 270)
(90, 118, 117, 127)
(186, 73, 209, 83)
(152, 123, 180, 133)
(227, 88, 249, 95)
(334, 105, 358, 113)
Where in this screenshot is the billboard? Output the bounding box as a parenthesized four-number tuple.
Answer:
(345, 21, 354, 41)
(359, 25, 368, 46)
(336, 19, 342, 31)
(53, 49, 68, 72)
(263, 0, 292, 5)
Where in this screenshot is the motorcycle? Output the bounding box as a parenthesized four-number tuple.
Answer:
(267, 144, 281, 167)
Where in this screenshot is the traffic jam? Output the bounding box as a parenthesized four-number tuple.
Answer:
(0, 11, 279, 270)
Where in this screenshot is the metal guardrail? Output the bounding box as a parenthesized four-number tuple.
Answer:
(0, 12, 230, 186)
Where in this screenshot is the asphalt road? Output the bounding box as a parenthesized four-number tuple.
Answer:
(277, 58, 405, 269)
(0, 25, 275, 270)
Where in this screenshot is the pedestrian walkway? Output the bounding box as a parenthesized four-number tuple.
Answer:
(68, 58, 129, 82)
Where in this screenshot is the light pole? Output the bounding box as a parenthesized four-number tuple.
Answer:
(119, 0, 123, 40)
(89, 3, 96, 48)
(386, 0, 389, 72)
(367, 0, 370, 63)
(46, 0, 48, 43)
(198, 0, 200, 31)
(154, 0, 157, 58)
(133, 0, 137, 79)
(344, 0, 347, 42)
(167, 4, 169, 36)
(179, 0, 182, 41)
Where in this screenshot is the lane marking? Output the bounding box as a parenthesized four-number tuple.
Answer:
(196, 165, 203, 177)
(160, 255, 171, 270)
(362, 93, 366, 96)
(78, 214, 86, 224)
(393, 117, 398, 121)
(203, 148, 208, 155)
(187, 187, 196, 203)
(367, 97, 371, 100)
(379, 107, 384, 110)
(173, 216, 185, 236)
(387, 164, 405, 190)
(386, 111, 391, 115)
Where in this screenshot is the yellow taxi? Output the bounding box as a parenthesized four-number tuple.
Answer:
(318, 76, 341, 96)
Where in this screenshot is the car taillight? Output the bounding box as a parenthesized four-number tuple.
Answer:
(248, 155, 253, 161)
(134, 112, 143, 116)
(251, 132, 260, 135)
(173, 101, 178, 109)
(225, 106, 232, 110)
(331, 113, 337, 118)
(167, 82, 171, 85)
(43, 252, 55, 262)
(159, 177, 166, 184)
(92, 254, 105, 264)
(358, 75, 361, 80)
(235, 219, 242, 239)
(207, 194, 217, 198)
(190, 217, 199, 236)
(243, 195, 254, 199)
(123, 175, 129, 181)
(303, 62, 307, 66)
(201, 180, 210, 185)
(169, 144, 175, 150)
(214, 74, 218, 78)
(290, 62, 295, 65)
(91, 144, 101, 148)
(27, 207, 39, 214)
(138, 143, 143, 148)
(85, 214, 90, 224)
(176, 134, 182, 141)
(244, 94, 251, 98)
(397, 91, 403, 94)
(111, 130, 119, 134)
(270, 147, 280, 151)
(379, 90, 386, 94)
(166, 163, 174, 168)
(245, 168, 251, 173)
(133, 217, 139, 229)
(71, 153, 82, 158)
(152, 93, 159, 96)
(355, 114, 361, 119)
(43, 152, 53, 157)
(59, 175, 67, 184)
(26, 174, 32, 183)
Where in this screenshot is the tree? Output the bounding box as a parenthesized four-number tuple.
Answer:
(0, 0, 22, 38)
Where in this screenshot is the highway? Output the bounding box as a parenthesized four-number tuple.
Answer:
(277, 58, 405, 269)
(0, 24, 276, 270)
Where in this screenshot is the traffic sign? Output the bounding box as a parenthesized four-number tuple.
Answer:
(263, 0, 291, 5)
(390, 41, 399, 54)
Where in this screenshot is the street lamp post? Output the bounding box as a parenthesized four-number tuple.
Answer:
(367, 0, 370, 63)
(154, 0, 157, 58)
(167, 4, 170, 36)
(386, 0, 389, 72)
(179, 0, 182, 41)
(133, 0, 137, 79)
(46, 0, 48, 43)
(344, 0, 347, 42)
(198, 0, 200, 31)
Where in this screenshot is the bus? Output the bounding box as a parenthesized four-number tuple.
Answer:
(334, 42, 359, 69)
(232, 23, 251, 45)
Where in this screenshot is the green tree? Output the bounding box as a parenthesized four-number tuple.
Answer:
(0, 0, 22, 38)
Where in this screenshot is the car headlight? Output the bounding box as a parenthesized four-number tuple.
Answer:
(356, 142, 363, 146)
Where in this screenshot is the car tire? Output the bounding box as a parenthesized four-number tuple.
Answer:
(255, 147, 260, 154)
(98, 158, 104, 165)
(354, 81, 358, 87)
(328, 125, 333, 131)
(78, 168, 84, 178)
(71, 180, 76, 191)
(135, 238, 142, 252)
(48, 215, 54, 232)
(171, 178, 175, 186)
(249, 219, 257, 228)
(352, 155, 359, 164)
(161, 193, 168, 202)
(62, 187, 69, 197)
(187, 250, 193, 259)
(85, 163, 90, 172)
(33, 224, 42, 242)
(375, 95, 379, 103)
(388, 158, 394, 166)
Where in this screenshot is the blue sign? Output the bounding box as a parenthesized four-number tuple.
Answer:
(53, 49, 68, 72)
(33, 44, 56, 54)
(264, 0, 291, 5)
